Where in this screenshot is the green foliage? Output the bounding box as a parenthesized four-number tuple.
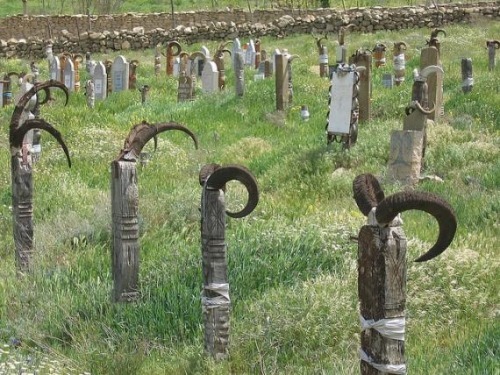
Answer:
(0, 20, 498, 374)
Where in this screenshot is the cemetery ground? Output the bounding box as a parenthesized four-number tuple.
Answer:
(0, 20, 499, 374)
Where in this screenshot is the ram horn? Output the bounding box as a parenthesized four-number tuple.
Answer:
(430, 28, 446, 39)
(486, 40, 500, 49)
(167, 41, 182, 56)
(394, 41, 407, 51)
(10, 119, 71, 168)
(199, 163, 221, 186)
(352, 173, 385, 216)
(412, 100, 435, 115)
(117, 121, 198, 162)
(189, 51, 206, 61)
(10, 80, 69, 132)
(203, 164, 259, 218)
(372, 43, 387, 52)
(375, 191, 457, 262)
(130, 59, 140, 66)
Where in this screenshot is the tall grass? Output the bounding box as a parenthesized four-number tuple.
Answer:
(0, 19, 499, 374)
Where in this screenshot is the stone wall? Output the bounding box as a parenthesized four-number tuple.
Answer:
(0, 2, 498, 59)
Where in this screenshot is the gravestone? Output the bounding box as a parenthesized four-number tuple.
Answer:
(255, 40, 262, 69)
(50, 56, 61, 81)
(387, 130, 424, 185)
(461, 58, 473, 93)
(245, 40, 256, 67)
(173, 57, 181, 77)
(112, 56, 130, 93)
(327, 67, 355, 136)
(382, 73, 394, 88)
(93, 61, 107, 101)
(201, 61, 219, 93)
(420, 47, 443, 121)
(63, 57, 75, 91)
(234, 52, 245, 97)
(178, 71, 194, 102)
(232, 38, 242, 69)
(85, 80, 95, 108)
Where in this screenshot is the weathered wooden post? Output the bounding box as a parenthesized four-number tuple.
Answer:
(177, 71, 194, 102)
(421, 28, 445, 121)
(104, 59, 113, 96)
(2, 73, 19, 106)
(336, 25, 353, 65)
(154, 45, 162, 77)
(349, 49, 372, 123)
(326, 64, 363, 149)
(254, 39, 262, 70)
(213, 41, 232, 91)
(387, 65, 442, 184)
(461, 58, 473, 93)
(199, 164, 259, 360)
(85, 79, 95, 108)
(129, 60, 139, 90)
(85, 51, 96, 75)
(486, 40, 500, 71)
(73, 54, 83, 92)
(275, 49, 298, 111)
(314, 33, 329, 78)
(352, 173, 457, 375)
(138, 85, 150, 105)
(111, 121, 198, 302)
(234, 50, 245, 97)
(393, 42, 407, 86)
(10, 81, 71, 272)
(372, 43, 387, 68)
(164, 41, 181, 76)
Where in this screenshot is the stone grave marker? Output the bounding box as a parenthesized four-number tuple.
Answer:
(93, 61, 107, 101)
(63, 57, 75, 91)
(50, 56, 61, 81)
(202, 61, 219, 93)
(245, 39, 256, 67)
(387, 130, 424, 185)
(234, 51, 245, 97)
(178, 71, 194, 102)
(112, 56, 130, 93)
(232, 38, 242, 69)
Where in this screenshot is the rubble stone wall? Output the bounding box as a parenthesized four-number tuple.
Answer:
(0, 2, 498, 59)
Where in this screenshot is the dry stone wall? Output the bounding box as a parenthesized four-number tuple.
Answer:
(0, 2, 498, 59)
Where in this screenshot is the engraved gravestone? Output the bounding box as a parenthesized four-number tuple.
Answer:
(50, 56, 61, 81)
(112, 55, 129, 93)
(201, 61, 219, 93)
(63, 57, 75, 91)
(93, 61, 107, 101)
(245, 40, 256, 67)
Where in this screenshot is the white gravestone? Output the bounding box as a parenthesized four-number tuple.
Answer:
(327, 69, 355, 135)
(63, 58, 75, 91)
(111, 55, 129, 93)
(50, 56, 61, 81)
(201, 61, 219, 93)
(232, 38, 242, 69)
(93, 61, 107, 101)
(245, 40, 256, 67)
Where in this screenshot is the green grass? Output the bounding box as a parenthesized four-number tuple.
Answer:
(0, 18, 499, 375)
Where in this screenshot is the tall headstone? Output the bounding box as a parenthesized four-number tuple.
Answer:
(234, 52, 245, 97)
(93, 61, 107, 101)
(245, 40, 256, 67)
(349, 50, 372, 123)
(232, 38, 242, 69)
(50, 56, 61, 81)
(201, 61, 219, 94)
(63, 57, 75, 91)
(112, 55, 130, 93)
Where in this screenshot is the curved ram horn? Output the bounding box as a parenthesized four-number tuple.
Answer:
(167, 41, 182, 56)
(352, 173, 385, 216)
(199, 163, 221, 186)
(189, 51, 206, 61)
(10, 80, 69, 132)
(394, 41, 407, 52)
(204, 164, 259, 219)
(74, 54, 84, 63)
(375, 191, 457, 262)
(10, 119, 71, 168)
(288, 54, 300, 63)
(430, 28, 446, 39)
(372, 43, 387, 52)
(130, 59, 140, 66)
(117, 121, 198, 161)
(412, 100, 435, 115)
(486, 40, 500, 49)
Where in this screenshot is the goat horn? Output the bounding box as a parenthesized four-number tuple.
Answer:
(167, 41, 182, 56)
(189, 51, 206, 61)
(487, 40, 500, 49)
(10, 119, 71, 168)
(352, 173, 385, 216)
(10, 80, 69, 132)
(117, 121, 198, 162)
(412, 100, 435, 115)
(199, 163, 221, 186)
(394, 41, 407, 51)
(203, 164, 259, 218)
(375, 191, 457, 262)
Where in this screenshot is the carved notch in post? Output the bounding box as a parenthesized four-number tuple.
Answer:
(10, 80, 71, 272)
(352, 174, 457, 375)
(111, 121, 198, 302)
(199, 164, 259, 360)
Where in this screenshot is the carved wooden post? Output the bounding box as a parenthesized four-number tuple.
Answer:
(199, 164, 259, 360)
(372, 43, 387, 68)
(104, 59, 113, 96)
(275, 49, 288, 111)
(139, 85, 150, 105)
(255, 40, 262, 70)
(353, 174, 457, 375)
(73, 54, 82, 92)
(315, 34, 329, 78)
(154, 47, 162, 77)
(349, 50, 372, 123)
(214, 42, 232, 91)
(421, 29, 445, 121)
(461, 58, 473, 93)
(234, 51, 245, 97)
(486, 40, 500, 71)
(10, 81, 70, 272)
(85, 79, 95, 108)
(129, 60, 139, 90)
(111, 121, 198, 302)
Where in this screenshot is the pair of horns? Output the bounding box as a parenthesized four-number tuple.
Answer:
(352, 174, 457, 262)
(10, 80, 71, 167)
(117, 121, 198, 162)
(486, 40, 500, 48)
(199, 163, 259, 219)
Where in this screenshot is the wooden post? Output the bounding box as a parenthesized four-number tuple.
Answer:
(200, 186, 230, 360)
(349, 50, 372, 123)
(111, 160, 140, 302)
(234, 51, 245, 97)
(461, 58, 473, 94)
(275, 50, 288, 111)
(486, 40, 499, 71)
(420, 47, 443, 121)
(358, 222, 407, 375)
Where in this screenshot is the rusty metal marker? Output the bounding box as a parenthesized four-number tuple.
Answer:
(164, 41, 182, 76)
(111, 121, 198, 302)
(10, 80, 71, 272)
(352, 173, 457, 375)
(199, 164, 258, 360)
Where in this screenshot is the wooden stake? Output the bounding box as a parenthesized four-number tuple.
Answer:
(275, 51, 288, 111)
(349, 51, 372, 123)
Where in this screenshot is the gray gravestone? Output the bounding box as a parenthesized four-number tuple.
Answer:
(232, 38, 242, 69)
(201, 61, 219, 93)
(245, 40, 256, 67)
(234, 51, 245, 97)
(111, 55, 129, 93)
(50, 56, 61, 81)
(178, 71, 194, 102)
(93, 61, 107, 101)
(63, 58, 75, 91)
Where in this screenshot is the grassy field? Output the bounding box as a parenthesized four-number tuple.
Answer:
(0, 0, 482, 17)
(0, 16, 499, 375)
